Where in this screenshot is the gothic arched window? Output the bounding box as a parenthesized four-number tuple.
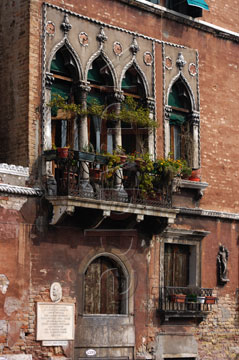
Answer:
(168, 79, 193, 166)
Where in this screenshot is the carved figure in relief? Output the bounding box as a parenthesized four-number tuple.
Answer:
(217, 245, 229, 284)
(50, 282, 62, 303)
(0, 274, 9, 294)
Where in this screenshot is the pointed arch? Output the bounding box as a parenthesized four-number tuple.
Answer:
(47, 38, 83, 80)
(85, 50, 117, 88)
(119, 59, 150, 98)
(167, 73, 196, 111)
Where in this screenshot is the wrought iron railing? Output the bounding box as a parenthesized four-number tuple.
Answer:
(45, 150, 172, 208)
(159, 286, 216, 314)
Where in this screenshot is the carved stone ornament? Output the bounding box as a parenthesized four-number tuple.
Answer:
(143, 52, 153, 66)
(79, 32, 89, 47)
(45, 72, 55, 89)
(97, 26, 108, 44)
(217, 245, 229, 285)
(113, 41, 123, 56)
(114, 90, 125, 103)
(189, 63, 197, 77)
(176, 52, 187, 71)
(46, 21, 55, 37)
(165, 56, 173, 70)
(50, 282, 62, 303)
(130, 36, 139, 56)
(0, 274, 9, 294)
(146, 97, 155, 112)
(61, 13, 72, 36)
(190, 111, 200, 125)
(164, 105, 172, 120)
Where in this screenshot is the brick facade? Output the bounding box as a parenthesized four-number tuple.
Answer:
(0, 0, 239, 359)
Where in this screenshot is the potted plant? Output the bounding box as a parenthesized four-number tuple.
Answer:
(57, 146, 69, 159)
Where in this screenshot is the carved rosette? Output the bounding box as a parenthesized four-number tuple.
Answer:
(113, 42, 123, 56)
(176, 52, 187, 71)
(143, 52, 153, 66)
(97, 26, 108, 44)
(45, 72, 55, 89)
(130, 36, 139, 56)
(79, 32, 89, 47)
(46, 21, 55, 37)
(189, 63, 197, 77)
(61, 14, 72, 36)
(165, 56, 173, 70)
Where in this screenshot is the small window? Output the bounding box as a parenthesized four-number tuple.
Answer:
(166, 0, 209, 18)
(84, 256, 127, 315)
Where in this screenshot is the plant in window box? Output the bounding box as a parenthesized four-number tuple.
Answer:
(136, 153, 155, 198)
(186, 285, 200, 303)
(108, 96, 158, 129)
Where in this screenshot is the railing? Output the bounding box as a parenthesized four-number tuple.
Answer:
(159, 286, 216, 315)
(45, 150, 172, 208)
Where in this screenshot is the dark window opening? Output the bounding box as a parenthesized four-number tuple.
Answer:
(50, 47, 78, 149)
(168, 79, 193, 166)
(121, 66, 148, 154)
(84, 256, 127, 315)
(166, 0, 205, 18)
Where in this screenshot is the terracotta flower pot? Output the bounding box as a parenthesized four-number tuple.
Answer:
(189, 168, 201, 181)
(170, 294, 186, 303)
(57, 147, 69, 159)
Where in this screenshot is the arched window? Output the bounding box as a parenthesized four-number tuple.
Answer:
(50, 47, 78, 149)
(84, 256, 127, 315)
(121, 66, 148, 154)
(87, 56, 114, 153)
(168, 79, 193, 166)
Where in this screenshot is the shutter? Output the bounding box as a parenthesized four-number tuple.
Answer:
(164, 244, 189, 287)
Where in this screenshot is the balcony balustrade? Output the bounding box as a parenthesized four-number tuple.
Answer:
(44, 149, 172, 209)
(159, 286, 216, 322)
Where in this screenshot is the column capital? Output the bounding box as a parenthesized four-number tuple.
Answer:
(164, 105, 172, 120)
(114, 90, 125, 103)
(190, 111, 200, 125)
(146, 97, 155, 112)
(45, 72, 55, 89)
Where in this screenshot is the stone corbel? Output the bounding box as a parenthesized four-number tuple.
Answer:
(50, 205, 75, 225)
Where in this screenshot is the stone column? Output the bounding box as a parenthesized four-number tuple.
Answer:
(44, 72, 55, 151)
(113, 91, 128, 200)
(164, 105, 172, 158)
(74, 81, 93, 192)
(190, 111, 200, 169)
(44, 73, 55, 177)
(146, 97, 156, 160)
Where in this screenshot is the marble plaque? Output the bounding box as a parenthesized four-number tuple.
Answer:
(37, 302, 75, 340)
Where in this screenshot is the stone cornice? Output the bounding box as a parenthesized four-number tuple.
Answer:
(178, 207, 239, 221)
(117, 0, 239, 43)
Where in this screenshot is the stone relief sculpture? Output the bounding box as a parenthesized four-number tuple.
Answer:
(50, 282, 62, 303)
(217, 245, 229, 284)
(0, 274, 9, 294)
